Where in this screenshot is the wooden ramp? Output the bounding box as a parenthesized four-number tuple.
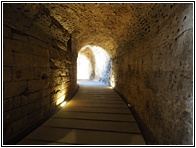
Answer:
(17, 80, 146, 145)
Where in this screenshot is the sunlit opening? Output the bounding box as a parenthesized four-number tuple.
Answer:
(77, 54, 92, 79)
(90, 46, 110, 82)
(77, 45, 111, 85)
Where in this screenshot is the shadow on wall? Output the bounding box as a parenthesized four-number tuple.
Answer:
(77, 45, 112, 85)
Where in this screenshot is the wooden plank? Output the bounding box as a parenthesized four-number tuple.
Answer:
(23, 126, 146, 145)
(43, 118, 141, 133)
(17, 80, 146, 145)
(61, 106, 131, 114)
(53, 111, 136, 122)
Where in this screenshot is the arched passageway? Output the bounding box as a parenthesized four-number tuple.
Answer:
(77, 54, 92, 80)
(77, 45, 112, 85)
(3, 3, 193, 145)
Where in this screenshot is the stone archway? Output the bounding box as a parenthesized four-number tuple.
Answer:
(77, 45, 112, 85)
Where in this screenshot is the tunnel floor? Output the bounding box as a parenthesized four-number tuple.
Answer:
(17, 80, 146, 145)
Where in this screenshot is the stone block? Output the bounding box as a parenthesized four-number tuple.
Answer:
(51, 68, 67, 77)
(27, 79, 48, 92)
(22, 103, 35, 116)
(49, 47, 68, 68)
(35, 100, 41, 110)
(40, 106, 47, 116)
(3, 49, 13, 66)
(4, 96, 21, 112)
(49, 58, 64, 69)
(42, 87, 52, 97)
(20, 95, 30, 106)
(4, 126, 12, 143)
(12, 67, 35, 81)
(13, 52, 34, 67)
(56, 41, 68, 51)
(34, 109, 42, 119)
(29, 36, 48, 48)
(4, 81, 27, 98)
(4, 38, 33, 54)
(29, 91, 43, 102)
(50, 76, 70, 87)
(11, 107, 22, 121)
(3, 67, 11, 82)
(3, 111, 12, 125)
(12, 33, 29, 42)
(12, 96, 21, 108)
(34, 68, 51, 80)
(33, 55, 49, 68)
(26, 112, 37, 125)
(3, 98, 12, 112)
(40, 97, 50, 106)
(12, 117, 25, 134)
(32, 45, 49, 57)
(21, 89, 49, 105)
(3, 25, 12, 38)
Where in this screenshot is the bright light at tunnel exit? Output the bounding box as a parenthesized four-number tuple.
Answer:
(77, 54, 92, 79)
(77, 45, 111, 83)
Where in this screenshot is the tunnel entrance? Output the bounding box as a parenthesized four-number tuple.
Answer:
(77, 45, 111, 85)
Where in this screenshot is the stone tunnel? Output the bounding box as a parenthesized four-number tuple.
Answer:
(3, 3, 193, 145)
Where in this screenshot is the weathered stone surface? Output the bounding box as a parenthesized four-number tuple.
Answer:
(4, 96, 21, 112)
(3, 49, 13, 67)
(3, 25, 12, 38)
(27, 79, 49, 92)
(3, 14, 77, 144)
(33, 55, 49, 68)
(112, 4, 193, 145)
(3, 67, 11, 82)
(22, 103, 35, 116)
(32, 45, 49, 58)
(12, 67, 35, 81)
(29, 36, 48, 49)
(3, 98, 12, 112)
(12, 33, 29, 42)
(4, 38, 33, 54)
(4, 81, 27, 98)
(13, 52, 34, 67)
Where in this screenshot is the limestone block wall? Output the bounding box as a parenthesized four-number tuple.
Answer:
(3, 4, 78, 144)
(112, 4, 193, 144)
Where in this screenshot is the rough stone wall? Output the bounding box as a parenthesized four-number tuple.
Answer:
(3, 4, 78, 144)
(112, 4, 193, 144)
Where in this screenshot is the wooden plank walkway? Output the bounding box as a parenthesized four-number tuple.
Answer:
(17, 80, 146, 145)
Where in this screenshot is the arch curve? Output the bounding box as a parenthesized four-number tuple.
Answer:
(77, 45, 112, 85)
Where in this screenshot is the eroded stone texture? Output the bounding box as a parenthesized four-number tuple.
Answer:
(3, 3, 78, 144)
(112, 3, 193, 144)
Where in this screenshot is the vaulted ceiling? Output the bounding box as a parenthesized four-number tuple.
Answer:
(4, 3, 177, 57)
